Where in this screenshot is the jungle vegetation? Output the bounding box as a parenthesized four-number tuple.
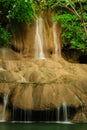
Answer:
(0, 0, 87, 53)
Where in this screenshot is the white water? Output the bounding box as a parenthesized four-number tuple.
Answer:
(57, 103, 68, 122)
(35, 17, 45, 59)
(53, 22, 59, 59)
(62, 102, 68, 121)
(2, 93, 9, 120)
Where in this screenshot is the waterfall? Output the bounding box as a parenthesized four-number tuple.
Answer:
(2, 93, 9, 121)
(53, 22, 59, 59)
(56, 103, 68, 122)
(35, 17, 45, 59)
(62, 102, 68, 121)
(57, 107, 60, 121)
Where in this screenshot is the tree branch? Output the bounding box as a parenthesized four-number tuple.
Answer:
(60, 3, 81, 19)
(79, 1, 87, 37)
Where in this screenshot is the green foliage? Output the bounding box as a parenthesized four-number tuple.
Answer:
(53, 0, 87, 52)
(0, 0, 36, 46)
(0, 0, 87, 52)
(0, 0, 35, 23)
(0, 25, 11, 46)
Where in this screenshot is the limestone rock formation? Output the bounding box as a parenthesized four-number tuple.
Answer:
(0, 48, 21, 60)
(0, 10, 87, 122)
(11, 10, 62, 59)
(0, 58, 87, 115)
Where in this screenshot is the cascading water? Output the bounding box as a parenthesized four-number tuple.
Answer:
(2, 93, 9, 121)
(56, 103, 68, 122)
(53, 22, 59, 59)
(57, 107, 60, 121)
(35, 17, 45, 59)
(62, 102, 68, 121)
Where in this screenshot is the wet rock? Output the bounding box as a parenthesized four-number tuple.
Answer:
(0, 59, 87, 121)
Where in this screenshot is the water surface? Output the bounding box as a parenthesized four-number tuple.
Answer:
(0, 122, 87, 130)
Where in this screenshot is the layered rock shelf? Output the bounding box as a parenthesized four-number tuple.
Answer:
(0, 9, 87, 122)
(0, 55, 87, 121)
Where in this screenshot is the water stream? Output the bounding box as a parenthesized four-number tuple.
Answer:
(57, 107, 60, 121)
(62, 102, 68, 121)
(0, 93, 68, 122)
(53, 22, 59, 59)
(35, 17, 45, 59)
(2, 93, 9, 121)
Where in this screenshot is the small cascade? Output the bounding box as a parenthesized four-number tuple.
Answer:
(12, 107, 32, 121)
(24, 110, 32, 121)
(2, 93, 9, 121)
(11, 108, 58, 122)
(62, 102, 68, 121)
(57, 107, 60, 121)
(56, 103, 68, 122)
(53, 22, 59, 59)
(35, 17, 45, 59)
